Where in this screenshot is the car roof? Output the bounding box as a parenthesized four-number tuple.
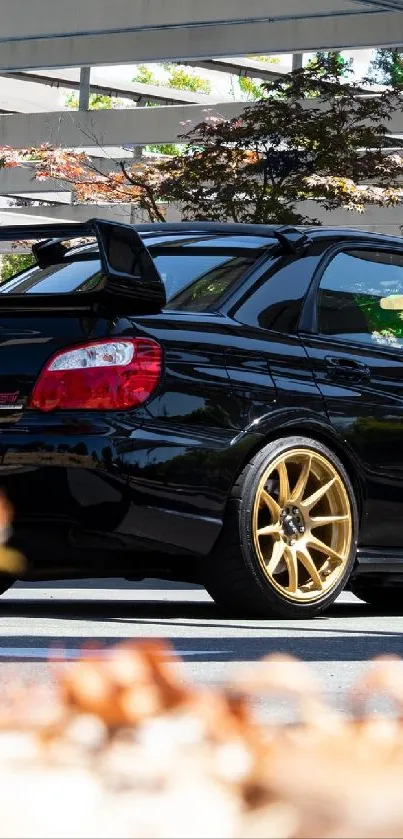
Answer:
(136, 222, 403, 248)
(304, 226, 403, 247)
(64, 222, 403, 261)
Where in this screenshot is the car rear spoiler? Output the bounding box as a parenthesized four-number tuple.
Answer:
(0, 218, 166, 314)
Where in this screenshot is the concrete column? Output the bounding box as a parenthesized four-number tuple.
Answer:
(132, 147, 144, 163)
(130, 146, 145, 223)
(79, 67, 91, 110)
(292, 54, 303, 71)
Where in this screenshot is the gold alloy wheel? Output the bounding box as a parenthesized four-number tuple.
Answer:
(252, 448, 352, 603)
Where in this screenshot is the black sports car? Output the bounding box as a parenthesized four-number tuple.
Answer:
(0, 218, 402, 618)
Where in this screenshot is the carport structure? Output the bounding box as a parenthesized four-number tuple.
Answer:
(1, 1, 403, 71)
(1, 0, 403, 230)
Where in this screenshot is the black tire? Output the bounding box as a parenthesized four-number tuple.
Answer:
(351, 583, 403, 612)
(204, 436, 358, 619)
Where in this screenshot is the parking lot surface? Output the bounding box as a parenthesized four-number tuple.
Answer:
(0, 579, 399, 716)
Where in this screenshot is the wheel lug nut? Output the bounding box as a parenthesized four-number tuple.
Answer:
(290, 539, 296, 546)
(299, 526, 305, 533)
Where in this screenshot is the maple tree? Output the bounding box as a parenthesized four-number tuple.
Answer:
(1, 54, 402, 225)
(153, 53, 403, 224)
(0, 146, 167, 221)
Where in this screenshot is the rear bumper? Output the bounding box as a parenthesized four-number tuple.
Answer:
(0, 420, 225, 571)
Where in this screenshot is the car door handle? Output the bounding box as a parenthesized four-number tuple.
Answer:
(324, 356, 370, 381)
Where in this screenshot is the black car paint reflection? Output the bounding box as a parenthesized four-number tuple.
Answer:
(0, 223, 403, 583)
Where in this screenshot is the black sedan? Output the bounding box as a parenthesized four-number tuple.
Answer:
(0, 218, 402, 618)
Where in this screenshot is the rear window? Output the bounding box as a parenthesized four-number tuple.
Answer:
(0, 260, 102, 294)
(0, 234, 274, 310)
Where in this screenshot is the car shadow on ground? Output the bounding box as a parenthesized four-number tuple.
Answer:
(0, 579, 401, 627)
(0, 626, 400, 664)
(0, 588, 402, 664)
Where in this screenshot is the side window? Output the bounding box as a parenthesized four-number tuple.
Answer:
(317, 249, 403, 350)
(233, 255, 318, 333)
(163, 255, 256, 311)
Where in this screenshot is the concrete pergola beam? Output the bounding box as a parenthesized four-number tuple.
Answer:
(1, 201, 403, 238)
(3, 69, 233, 107)
(0, 152, 179, 198)
(0, 1, 401, 71)
(0, 204, 133, 223)
(13, 192, 73, 204)
(0, 167, 70, 194)
(0, 102, 246, 148)
(0, 158, 126, 196)
(0, 0, 291, 40)
(184, 57, 290, 81)
(1, 98, 403, 150)
(0, 76, 70, 113)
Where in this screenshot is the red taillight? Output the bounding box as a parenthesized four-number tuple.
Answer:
(28, 338, 162, 412)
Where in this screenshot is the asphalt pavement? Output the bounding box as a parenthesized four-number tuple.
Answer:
(0, 579, 401, 717)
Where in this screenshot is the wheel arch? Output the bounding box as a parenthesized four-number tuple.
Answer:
(232, 417, 365, 522)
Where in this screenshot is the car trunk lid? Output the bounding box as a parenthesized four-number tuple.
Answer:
(0, 219, 166, 421)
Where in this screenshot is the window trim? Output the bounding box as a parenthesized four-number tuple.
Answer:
(225, 251, 323, 334)
(298, 241, 403, 347)
(222, 253, 282, 317)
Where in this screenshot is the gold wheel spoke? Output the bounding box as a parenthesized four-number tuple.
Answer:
(307, 535, 344, 564)
(257, 523, 282, 537)
(302, 477, 336, 511)
(284, 545, 298, 593)
(277, 461, 290, 507)
(253, 447, 351, 604)
(310, 514, 349, 528)
(297, 546, 323, 590)
(260, 489, 281, 521)
(290, 455, 312, 502)
(267, 539, 286, 575)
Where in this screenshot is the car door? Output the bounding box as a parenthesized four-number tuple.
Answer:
(301, 243, 403, 547)
(224, 252, 328, 427)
